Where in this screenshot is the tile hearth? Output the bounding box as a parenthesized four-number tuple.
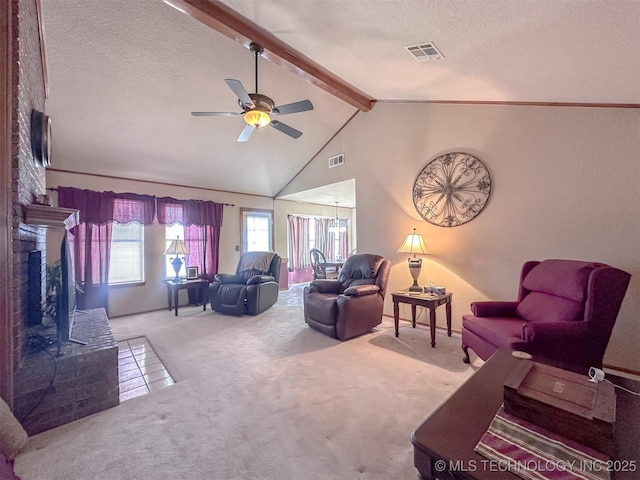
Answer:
(117, 336, 174, 401)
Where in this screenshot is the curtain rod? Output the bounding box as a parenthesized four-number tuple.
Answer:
(46, 187, 235, 207)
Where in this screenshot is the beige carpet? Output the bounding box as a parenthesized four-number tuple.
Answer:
(15, 284, 481, 480)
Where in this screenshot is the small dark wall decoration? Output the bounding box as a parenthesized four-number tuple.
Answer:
(30, 109, 52, 167)
(413, 152, 491, 227)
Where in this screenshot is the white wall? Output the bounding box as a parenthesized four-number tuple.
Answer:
(280, 103, 640, 372)
(46, 170, 276, 317)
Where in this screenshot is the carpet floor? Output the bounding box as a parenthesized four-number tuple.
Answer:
(15, 284, 481, 480)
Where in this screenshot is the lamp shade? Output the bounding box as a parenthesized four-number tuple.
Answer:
(244, 109, 271, 128)
(164, 238, 190, 255)
(397, 228, 429, 257)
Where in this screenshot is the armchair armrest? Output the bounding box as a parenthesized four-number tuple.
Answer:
(214, 273, 244, 284)
(309, 279, 342, 294)
(343, 285, 380, 296)
(522, 321, 592, 343)
(247, 275, 275, 285)
(471, 301, 519, 317)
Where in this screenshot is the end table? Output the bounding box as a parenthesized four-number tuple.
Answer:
(392, 292, 452, 347)
(165, 278, 209, 316)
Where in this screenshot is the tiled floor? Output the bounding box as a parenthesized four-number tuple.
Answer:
(117, 336, 175, 402)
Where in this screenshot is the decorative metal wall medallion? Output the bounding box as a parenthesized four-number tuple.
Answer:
(413, 152, 491, 227)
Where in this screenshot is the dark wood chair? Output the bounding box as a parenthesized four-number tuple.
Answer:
(309, 248, 330, 280)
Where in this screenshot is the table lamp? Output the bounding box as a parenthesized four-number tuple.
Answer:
(397, 228, 429, 292)
(164, 237, 190, 282)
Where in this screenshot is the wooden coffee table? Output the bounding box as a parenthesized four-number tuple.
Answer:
(411, 349, 640, 479)
(392, 292, 452, 347)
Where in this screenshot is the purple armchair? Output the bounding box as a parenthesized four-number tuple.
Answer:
(461, 259, 631, 373)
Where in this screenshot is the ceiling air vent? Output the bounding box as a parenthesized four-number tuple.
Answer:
(404, 42, 444, 62)
(328, 153, 345, 168)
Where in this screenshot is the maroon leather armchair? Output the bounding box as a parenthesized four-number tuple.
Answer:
(303, 253, 391, 341)
(461, 259, 631, 373)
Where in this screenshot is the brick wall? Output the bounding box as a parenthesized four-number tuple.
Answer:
(14, 309, 119, 435)
(10, 1, 120, 432)
(12, 0, 47, 368)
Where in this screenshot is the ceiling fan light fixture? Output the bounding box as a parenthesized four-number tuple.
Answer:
(192, 43, 311, 141)
(244, 109, 270, 128)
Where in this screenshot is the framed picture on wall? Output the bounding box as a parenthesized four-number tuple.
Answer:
(186, 266, 199, 280)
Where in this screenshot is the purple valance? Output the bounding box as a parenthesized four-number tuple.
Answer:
(156, 196, 223, 227)
(58, 187, 156, 225)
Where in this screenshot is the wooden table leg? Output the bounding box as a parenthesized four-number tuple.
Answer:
(394, 300, 400, 337)
(429, 306, 436, 347)
(411, 304, 417, 328)
(167, 285, 172, 311)
(446, 299, 452, 336)
(173, 289, 179, 316)
(202, 283, 207, 311)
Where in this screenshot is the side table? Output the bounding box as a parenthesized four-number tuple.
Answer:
(165, 278, 209, 316)
(392, 292, 452, 347)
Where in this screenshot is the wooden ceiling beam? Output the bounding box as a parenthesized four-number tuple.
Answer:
(163, 0, 374, 112)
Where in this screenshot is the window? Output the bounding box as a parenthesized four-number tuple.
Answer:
(287, 214, 350, 271)
(241, 209, 273, 253)
(165, 223, 185, 278)
(108, 222, 144, 284)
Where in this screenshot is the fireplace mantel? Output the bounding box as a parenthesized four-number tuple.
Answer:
(24, 203, 79, 230)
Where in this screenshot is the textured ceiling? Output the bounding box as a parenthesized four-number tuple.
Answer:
(222, 0, 640, 104)
(40, 0, 640, 205)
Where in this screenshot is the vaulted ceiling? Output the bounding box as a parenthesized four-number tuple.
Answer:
(40, 0, 640, 206)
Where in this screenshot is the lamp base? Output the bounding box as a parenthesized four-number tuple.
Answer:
(407, 257, 422, 293)
(171, 256, 183, 282)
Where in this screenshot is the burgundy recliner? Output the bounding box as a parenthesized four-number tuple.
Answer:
(461, 259, 631, 373)
(303, 253, 391, 340)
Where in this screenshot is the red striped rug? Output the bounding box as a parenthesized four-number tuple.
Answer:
(475, 406, 611, 480)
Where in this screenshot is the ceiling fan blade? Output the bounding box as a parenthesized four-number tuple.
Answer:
(273, 99, 314, 116)
(237, 124, 255, 142)
(270, 120, 302, 139)
(191, 111, 242, 116)
(225, 79, 255, 108)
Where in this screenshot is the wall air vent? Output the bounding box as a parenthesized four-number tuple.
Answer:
(328, 153, 345, 168)
(404, 42, 444, 62)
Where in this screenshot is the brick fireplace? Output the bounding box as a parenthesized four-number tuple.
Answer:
(15, 309, 119, 435)
(4, 0, 119, 433)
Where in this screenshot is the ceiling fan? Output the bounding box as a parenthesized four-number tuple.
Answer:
(191, 43, 314, 142)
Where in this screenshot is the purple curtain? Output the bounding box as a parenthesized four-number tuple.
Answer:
(112, 193, 156, 225)
(316, 218, 331, 257)
(287, 215, 312, 284)
(157, 197, 224, 281)
(58, 187, 156, 225)
(316, 217, 349, 261)
(183, 224, 221, 282)
(71, 223, 112, 313)
(156, 197, 223, 227)
(340, 219, 350, 259)
(287, 215, 311, 270)
(58, 187, 157, 313)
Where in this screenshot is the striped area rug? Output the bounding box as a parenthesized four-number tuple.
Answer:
(475, 406, 611, 480)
